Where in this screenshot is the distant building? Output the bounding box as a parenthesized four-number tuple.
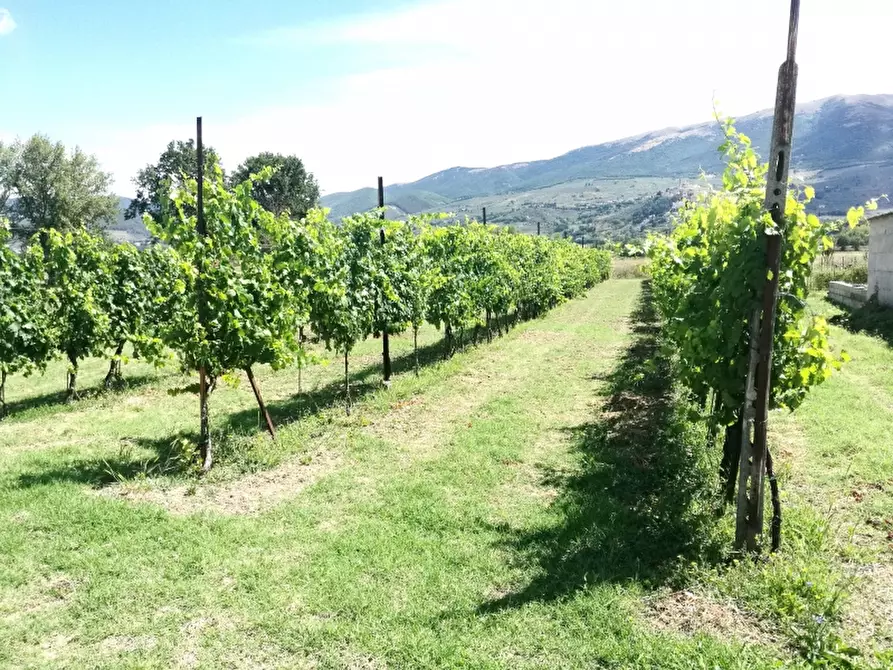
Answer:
(868, 211, 893, 307)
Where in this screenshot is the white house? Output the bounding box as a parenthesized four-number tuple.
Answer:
(868, 211, 893, 308)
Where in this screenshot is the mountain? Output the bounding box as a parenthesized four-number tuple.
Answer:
(105, 197, 152, 245)
(321, 94, 893, 241)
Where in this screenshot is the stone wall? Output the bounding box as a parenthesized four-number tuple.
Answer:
(828, 281, 869, 310)
(869, 213, 893, 307)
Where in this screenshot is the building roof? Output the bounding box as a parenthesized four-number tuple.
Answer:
(868, 210, 893, 225)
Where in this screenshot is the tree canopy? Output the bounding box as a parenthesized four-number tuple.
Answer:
(230, 152, 320, 219)
(125, 139, 221, 224)
(1, 135, 117, 238)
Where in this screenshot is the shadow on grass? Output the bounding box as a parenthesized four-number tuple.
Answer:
(829, 297, 893, 348)
(479, 282, 721, 612)
(12, 324, 510, 488)
(14, 433, 192, 490)
(223, 333, 454, 434)
(2, 373, 165, 422)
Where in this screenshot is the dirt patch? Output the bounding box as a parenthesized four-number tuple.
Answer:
(334, 649, 388, 669)
(643, 590, 778, 647)
(366, 365, 514, 464)
(98, 635, 158, 654)
(844, 561, 893, 650)
(0, 573, 78, 630)
(39, 633, 74, 662)
(97, 446, 342, 516)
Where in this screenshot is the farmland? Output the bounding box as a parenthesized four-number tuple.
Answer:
(1, 279, 891, 668)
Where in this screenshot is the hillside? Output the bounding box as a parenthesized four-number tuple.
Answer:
(105, 197, 149, 244)
(321, 94, 893, 241)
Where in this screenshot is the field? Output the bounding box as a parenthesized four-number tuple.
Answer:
(424, 177, 692, 242)
(1, 280, 892, 668)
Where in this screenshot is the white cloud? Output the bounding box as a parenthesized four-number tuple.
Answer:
(0, 8, 16, 36)
(83, 0, 893, 195)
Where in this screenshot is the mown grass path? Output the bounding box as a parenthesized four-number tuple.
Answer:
(3, 280, 884, 668)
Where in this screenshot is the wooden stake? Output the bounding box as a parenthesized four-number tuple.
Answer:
(738, 0, 800, 552)
(246, 366, 276, 440)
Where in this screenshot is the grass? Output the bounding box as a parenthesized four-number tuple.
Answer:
(0, 281, 891, 668)
(612, 257, 649, 279)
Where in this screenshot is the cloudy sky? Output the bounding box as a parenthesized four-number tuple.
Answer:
(0, 0, 891, 196)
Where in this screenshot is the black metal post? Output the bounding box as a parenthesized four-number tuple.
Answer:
(378, 176, 391, 385)
(196, 116, 211, 472)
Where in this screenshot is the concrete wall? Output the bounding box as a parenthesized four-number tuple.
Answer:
(828, 281, 868, 310)
(869, 213, 893, 307)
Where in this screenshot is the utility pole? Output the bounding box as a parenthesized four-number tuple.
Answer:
(737, 0, 801, 553)
(378, 176, 392, 386)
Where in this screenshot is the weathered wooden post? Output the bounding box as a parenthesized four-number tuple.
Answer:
(737, 0, 801, 553)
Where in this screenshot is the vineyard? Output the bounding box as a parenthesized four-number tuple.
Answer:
(3, 120, 893, 667)
(0, 165, 611, 471)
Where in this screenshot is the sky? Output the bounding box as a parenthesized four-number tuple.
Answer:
(1, 0, 891, 197)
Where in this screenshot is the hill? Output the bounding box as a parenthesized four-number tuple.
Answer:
(105, 197, 151, 245)
(321, 94, 893, 241)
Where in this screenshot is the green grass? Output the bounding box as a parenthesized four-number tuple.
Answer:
(0, 282, 891, 668)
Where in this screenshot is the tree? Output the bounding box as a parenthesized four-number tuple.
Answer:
(126, 140, 221, 224)
(0, 219, 55, 416)
(102, 242, 183, 388)
(309, 213, 380, 413)
(836, 223, 869, 251)
(149, 166, 311, 470)
(41, 228, 113, 400)
(422, 225, 479, 356)
(6, 135, 118, 238)
(647, 121, 850, 543)
(230, 153, 320, 219)
(404, 217, 442, 373)
(0, 141, 17, 221)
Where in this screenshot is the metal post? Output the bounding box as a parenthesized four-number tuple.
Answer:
(378, 176, 391, 385)
(537, 222, 541, 236)
(196, 116, 211, 472)
(737, 0, 800, 552)
(482, 207, 487, 224)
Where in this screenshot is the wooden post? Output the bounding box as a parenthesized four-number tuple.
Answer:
(737, 0, 800, 552)
(196, 116, 212, 472)
(245, 366, 276, 440)
(378, 176, 391, 386)
(537, 221, 541, 236)
(482, 207, 487, 224)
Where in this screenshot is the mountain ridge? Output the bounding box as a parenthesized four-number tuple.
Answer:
(320, 93, 893, 232)
(105, 94, 893, 244)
